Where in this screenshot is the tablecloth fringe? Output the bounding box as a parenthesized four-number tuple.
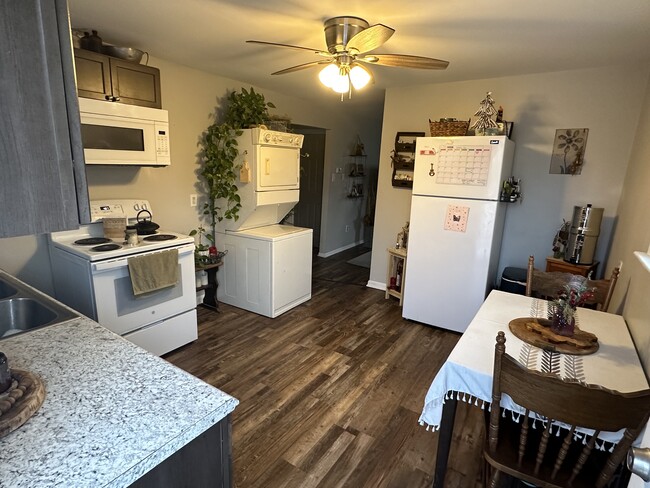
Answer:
(502, 406, 614, 452)
(418, 390, 490, 432)
(419, 390, 616, 452)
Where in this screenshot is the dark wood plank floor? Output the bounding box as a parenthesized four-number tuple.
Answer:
(165, 247, 486, 487)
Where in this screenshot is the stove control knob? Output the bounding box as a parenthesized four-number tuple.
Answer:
(272, 135, 278, 143)
(263, 133, 272, 142)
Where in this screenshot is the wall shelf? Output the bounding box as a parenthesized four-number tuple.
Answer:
(347, 154, 366, 198)
(391, 132, 423, 189)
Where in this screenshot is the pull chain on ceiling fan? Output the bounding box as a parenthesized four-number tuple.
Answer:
(247, 16, 449, 99)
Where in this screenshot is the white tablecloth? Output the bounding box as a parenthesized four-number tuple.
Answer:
(419, 290, 649, 445)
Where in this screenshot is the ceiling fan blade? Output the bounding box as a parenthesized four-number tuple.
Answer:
(346, 24, 395, 54)
(358, 54, 449, 69)
(246, 40, 331, 57)
(271, 60, 332, 75)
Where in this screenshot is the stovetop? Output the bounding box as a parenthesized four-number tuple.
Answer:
(50, 224, 194, 262)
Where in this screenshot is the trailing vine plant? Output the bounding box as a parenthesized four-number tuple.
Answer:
(196, 87, 277, 246)
(224, 87, 275, 129)
(200, 123, 242, 240)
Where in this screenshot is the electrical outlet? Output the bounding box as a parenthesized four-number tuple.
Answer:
(345, 225, 350, 232)
(190, 194, 198, 207)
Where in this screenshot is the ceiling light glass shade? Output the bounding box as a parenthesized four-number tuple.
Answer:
(318, 64, 340, 88)
(331, 70, 350, 93)
(349, 65, 372, 90)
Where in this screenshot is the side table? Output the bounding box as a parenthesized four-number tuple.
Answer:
(545, 256, 599, 278)
(196, 261, 223, 311)
(385, 247, 407, 306)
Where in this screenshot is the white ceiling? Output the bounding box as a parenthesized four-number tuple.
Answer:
(68, 0, 650, 110)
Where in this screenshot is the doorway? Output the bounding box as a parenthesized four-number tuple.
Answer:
(292, 125, 326, 254)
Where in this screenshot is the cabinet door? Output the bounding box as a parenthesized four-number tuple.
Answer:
(74, 48, 113, 101)
(110, 58, 162, 108)
(0, 0, 89, 238)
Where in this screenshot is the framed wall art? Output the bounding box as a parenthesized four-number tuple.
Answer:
(549, 128, 589, 175)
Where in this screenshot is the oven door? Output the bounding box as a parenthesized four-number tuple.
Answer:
(90, 243, 195, 336)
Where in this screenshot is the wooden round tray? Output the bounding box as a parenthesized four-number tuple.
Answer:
(0, 369, 46, 439)
(509, 317, 599, 355)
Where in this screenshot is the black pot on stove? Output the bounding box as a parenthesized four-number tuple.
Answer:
(134, 209, 160, 235)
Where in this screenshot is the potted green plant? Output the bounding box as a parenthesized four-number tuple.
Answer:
(195, 87, 278, 253)
(189, 225, 212, 265)
(223, 87, 275, 129)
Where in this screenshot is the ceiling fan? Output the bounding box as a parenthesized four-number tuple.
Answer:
(247, 16, 449, 97)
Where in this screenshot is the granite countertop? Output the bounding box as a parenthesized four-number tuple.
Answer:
(0, 316, 238, 487)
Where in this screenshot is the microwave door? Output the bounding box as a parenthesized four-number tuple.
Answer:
(80, 113, 167, 166)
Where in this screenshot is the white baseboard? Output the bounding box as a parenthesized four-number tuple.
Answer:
(366, 280, 385, 291)
(318, 240, 365, 258)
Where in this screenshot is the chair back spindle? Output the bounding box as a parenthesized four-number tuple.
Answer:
(525, 255, 620, 312)
(485, 331, 650, 488)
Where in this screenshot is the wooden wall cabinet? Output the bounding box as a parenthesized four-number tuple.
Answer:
(0, 0, 90, 238)
(74, 48, 162, 108)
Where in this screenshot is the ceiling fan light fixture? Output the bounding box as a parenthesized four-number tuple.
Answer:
(331, 69, 350, 94)
(349, 64, 372, 90)
(319, 63, 350, 93)
(318, 64, 339, 88)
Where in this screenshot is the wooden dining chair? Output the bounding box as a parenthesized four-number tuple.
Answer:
(485, 332, 650, 488)
(525, 256, 620, 311)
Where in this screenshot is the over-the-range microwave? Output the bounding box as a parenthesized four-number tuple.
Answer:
(78, 98, 170, 166)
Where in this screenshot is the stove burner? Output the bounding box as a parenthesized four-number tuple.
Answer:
(90, 243, 122, 252)
(74, 237, 111, 246)
(143, 234, 177, 242)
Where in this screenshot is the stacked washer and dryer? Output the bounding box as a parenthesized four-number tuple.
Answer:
(216, 128, 313, 318)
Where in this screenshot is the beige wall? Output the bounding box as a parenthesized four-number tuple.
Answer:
(610, 78, 650, 466)
(0, 55, 383, 295)
(608, 75, 650, 312)
(368, 64, 650, 291)
(87, 56, 384, 252)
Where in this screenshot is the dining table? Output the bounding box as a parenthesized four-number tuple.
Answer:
(419, 290, 649, 488)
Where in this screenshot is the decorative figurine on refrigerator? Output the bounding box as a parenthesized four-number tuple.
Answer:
(470, 91, 499, 135)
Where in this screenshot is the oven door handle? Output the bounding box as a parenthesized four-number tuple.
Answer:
(92, 245, 195, 272)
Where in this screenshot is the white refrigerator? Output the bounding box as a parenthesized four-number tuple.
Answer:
(403, 135, 515, 333)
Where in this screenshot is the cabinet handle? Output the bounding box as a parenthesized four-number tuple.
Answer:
(104, 95, 111, 100)
(113, 96, 120, 102)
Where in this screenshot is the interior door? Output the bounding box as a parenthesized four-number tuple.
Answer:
(292, 129, 325, 251)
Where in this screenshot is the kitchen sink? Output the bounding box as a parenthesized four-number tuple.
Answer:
(0, 281, 17, 300)
(0, 274, 78, 340)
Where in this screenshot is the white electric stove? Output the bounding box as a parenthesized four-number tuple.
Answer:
(48, 199, 198, 356)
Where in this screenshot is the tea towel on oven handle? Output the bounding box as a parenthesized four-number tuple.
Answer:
(127, 249, 179, 296)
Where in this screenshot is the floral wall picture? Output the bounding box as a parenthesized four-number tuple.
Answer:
(549, 128, 589, 175)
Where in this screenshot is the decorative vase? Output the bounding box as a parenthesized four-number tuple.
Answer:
(548, 304, 576, 337)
